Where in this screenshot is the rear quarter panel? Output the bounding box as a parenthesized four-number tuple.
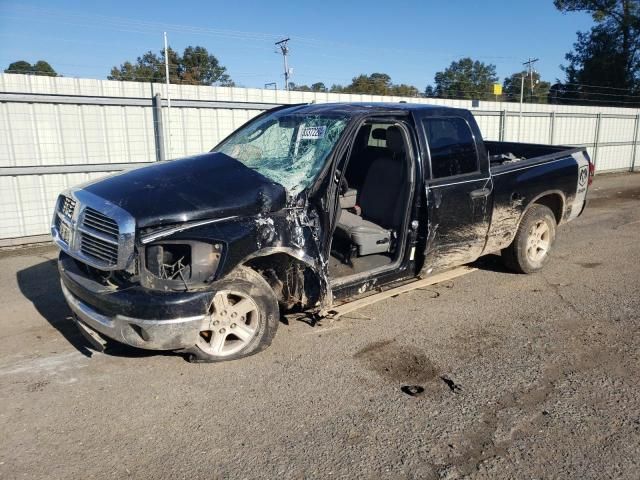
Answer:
(483, 150, 590, 254)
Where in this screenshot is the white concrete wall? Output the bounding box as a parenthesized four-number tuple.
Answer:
(1, 73, 639, 242)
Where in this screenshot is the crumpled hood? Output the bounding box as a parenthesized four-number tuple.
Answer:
(82, 152, 288, 228)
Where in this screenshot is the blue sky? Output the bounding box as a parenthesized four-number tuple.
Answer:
(0, 1, 594, 90)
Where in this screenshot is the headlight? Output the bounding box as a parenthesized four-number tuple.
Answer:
(140, 241, 223, 291)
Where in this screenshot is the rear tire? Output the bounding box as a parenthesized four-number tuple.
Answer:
(184, 266, 279, 362)
(502, 204, 556, 274)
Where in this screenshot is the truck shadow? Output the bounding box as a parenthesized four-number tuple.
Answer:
(16, 259, 176, 360)
(16, 259, 94, 357)
(470, 254, 515, 274)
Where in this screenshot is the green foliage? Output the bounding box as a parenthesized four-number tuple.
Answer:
(181, 46, 232, 85)
(328, 73, 420, 96)
(310, 82, 327, 92)
(503, 71, 551, 103)
(4, 60, 57, 76)
(391, 83, 421, 97)
(554, 0, 640, 106)
(430, 58, 498, 100)
(290, 74, 419, 96)
(5, 60, 33, 74)
(288, 82, 328, 92)
(109, 46, 233, 86)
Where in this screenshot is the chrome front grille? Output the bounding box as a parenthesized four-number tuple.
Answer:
(83, 207, 119, 240)
(79, 207, 120, 266)
(51, 189, 135, 271)
(61, 196, 76, 219)
(80, 234, 119, 264)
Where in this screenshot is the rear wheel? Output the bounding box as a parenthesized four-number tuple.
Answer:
(184, 267, 279, 362)
(502, 204, 556, 274)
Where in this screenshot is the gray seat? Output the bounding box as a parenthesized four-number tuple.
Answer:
(337, 210, 392, 255)
(336, 126, 407, 256)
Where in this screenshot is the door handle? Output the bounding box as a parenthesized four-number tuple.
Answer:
(470, 188, 491, 199)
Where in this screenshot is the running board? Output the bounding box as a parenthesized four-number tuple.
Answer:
(324, 266, 477, 319)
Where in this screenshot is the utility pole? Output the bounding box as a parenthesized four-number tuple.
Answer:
(519, 57, 539, 141)
(163, 31, 172, 158)
(523, 57, 539, 103)
(275, 38, 291, 91)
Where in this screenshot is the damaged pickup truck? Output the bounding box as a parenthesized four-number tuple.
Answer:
(53, 103, 593, 361)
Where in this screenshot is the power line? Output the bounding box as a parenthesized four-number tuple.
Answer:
(0, 7, 531, 64)
(2, 5, 639, 103)
(556, 81, 640, 92)
(1, 6, 522, 61)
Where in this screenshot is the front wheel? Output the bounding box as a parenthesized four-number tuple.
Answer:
(502, 204, 557, 274)
(184, 267, 280, 362)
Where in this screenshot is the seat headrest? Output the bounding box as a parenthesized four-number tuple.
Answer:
(386, 126, 405, 155)
(353, 124, 372, 152)
(371, 128, 387, 140)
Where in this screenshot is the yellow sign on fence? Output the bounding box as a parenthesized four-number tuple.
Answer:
(493, 83, 503, 95)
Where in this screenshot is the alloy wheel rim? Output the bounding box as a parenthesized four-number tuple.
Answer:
(198, 290, 260, 357)
(526, 220, 550, 263)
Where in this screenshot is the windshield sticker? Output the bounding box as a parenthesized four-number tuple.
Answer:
(300, 126, 326, 140)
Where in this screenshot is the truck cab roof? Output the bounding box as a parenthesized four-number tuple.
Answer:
(283, 102, 471, 118)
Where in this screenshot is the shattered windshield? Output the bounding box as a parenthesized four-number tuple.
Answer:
(215, 110, 350, 194)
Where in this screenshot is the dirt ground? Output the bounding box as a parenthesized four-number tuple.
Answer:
(0, 173, 639, 479)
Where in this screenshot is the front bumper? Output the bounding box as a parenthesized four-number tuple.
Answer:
(59, 252, 215, 350)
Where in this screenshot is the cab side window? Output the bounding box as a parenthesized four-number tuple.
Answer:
(423, 117, 478, 179)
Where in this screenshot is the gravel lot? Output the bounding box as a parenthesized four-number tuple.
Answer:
(1, 173, 639, 479)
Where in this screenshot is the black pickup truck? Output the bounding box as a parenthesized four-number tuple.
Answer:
(52, 103, 593, 361)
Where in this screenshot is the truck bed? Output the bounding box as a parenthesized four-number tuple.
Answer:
(481, 140, 591, 256)
(485, 141, 583, 173)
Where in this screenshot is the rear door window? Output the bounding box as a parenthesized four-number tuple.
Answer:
(423, 117, 479, 179)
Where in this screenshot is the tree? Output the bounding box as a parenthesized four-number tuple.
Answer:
(432, 58, 498, 100)
(310, 82, 327, 92)
(554, 0, 640, 106)
(4, 60, 57, 76)
(181, 46, 232, 85)
(5, 61, 32, 75)
(326, 73, 420, 96)
(288, 82, 310, 91)
(346, 73, 393, 94)
(390, 83, 420, 97)
(503, 71, 551, 103)
(33, 61, 57, 77)
(109, 46, 233, 86)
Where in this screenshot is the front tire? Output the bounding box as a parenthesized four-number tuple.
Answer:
(184, 267, 279, 362)
(502, 204, 557, 274)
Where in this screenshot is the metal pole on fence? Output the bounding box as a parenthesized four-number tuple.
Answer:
(631, 114, 640, 172)
(499, 110, 506, 141)
(163, 32, 172, 159)
(593, 113, 602, 167)
(152, 94, 166, 162)
(549, 111, 556, 145)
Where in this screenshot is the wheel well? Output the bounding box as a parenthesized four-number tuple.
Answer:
(243, 253, 321, 310)
(533, 193, 564, 224)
